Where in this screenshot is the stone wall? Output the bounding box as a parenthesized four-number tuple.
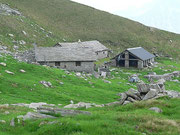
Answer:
(43, 61, 95, 73)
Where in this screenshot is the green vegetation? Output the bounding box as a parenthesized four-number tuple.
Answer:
(0, 0, 180, 58)
(0, 56, 180, 135)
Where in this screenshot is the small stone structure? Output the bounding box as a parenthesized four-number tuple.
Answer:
(111, 47, 155, 69)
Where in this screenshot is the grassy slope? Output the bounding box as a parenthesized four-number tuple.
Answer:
(0, 56, 180, 135)
(0, 0, 180, 58)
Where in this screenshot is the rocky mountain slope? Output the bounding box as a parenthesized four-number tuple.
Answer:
(0, 0, 180, 59)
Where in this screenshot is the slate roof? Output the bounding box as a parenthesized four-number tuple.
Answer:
(54, 40, 109, 52)
(35, 47, 96, 62)
(126, 47, 155, 61)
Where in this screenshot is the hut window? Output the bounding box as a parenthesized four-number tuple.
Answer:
(76, 61, 81, 66)
(55, 62, 60, 66)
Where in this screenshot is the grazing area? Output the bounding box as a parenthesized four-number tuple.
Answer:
(0, 0, 180, 58)
(0, 55, 180, 135)
(0, 0, 180, 135)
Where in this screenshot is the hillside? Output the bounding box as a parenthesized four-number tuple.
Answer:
(0, 0, 180, 58)
(0, 55, 180, 135)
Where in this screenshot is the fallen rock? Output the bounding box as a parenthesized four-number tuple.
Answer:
(22, 112, 56, 120)
(164, 90, 180, 98)
(5, 70, 14, 75)
(20, 69, 26, 73)
(39, 81, 52, 88)
(129, 74, 140, 83)
(123, 101, 131, 105)
(0, 120, 6, 124)
(0, 62, 6, 66)
(10, 118, 15, 127)
(103, 80, 111, 84)
(125, 88, 141, 101)
(37, 107, 91, 116)
(105, 101, 124, 106)
(143, 89, 158, 100)
(149, 107, 162, 113)
(64, 102, 95, 109)
(137, 83, 150, 93)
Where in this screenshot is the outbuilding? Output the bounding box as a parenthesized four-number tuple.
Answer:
(111, 47, 155, 69)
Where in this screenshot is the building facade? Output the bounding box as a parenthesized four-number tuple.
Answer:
(35, 47, 96, 72)
(111, 47, 155, 69)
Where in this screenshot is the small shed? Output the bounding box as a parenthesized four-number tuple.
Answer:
(111, 47, 155, 69)
(35, 47, 96, 72)
(54, 40, 110, 60)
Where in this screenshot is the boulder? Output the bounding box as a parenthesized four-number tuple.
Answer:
(143, 89, 158, 100)
(129, 74, 140, 83)
(119, 93, 127, 103)
(164, 90, 180, 98)
(64, 102, 94, 109)
(125, 88, 141, 100)
(37, 107, 91, 116)
(5, 70, 14, 75)
(137, 83, 150, 93)
(149, 107, 162, 113)
(105, 101, 124, 106)
(172, 71, 180, 77)
(0, 120, 6, 124)
(0, 62, 6, 66)
(127, 97, 137, 103)
(103, 80, 111, 84)
(10, 118, 15, 127)
(20, 69, 26, 73)
(22, 112, 56, 120)
(123, 101, 131, 105)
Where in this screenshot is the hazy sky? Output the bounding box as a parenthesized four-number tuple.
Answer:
(71, 0, 180, 34)
(71, 0, 155, 16)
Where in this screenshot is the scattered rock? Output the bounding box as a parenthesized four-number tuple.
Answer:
(0, 4, 21, 16)
(164, 90, 180, 98)
(103, 80, 111, 84)
(59, 82, 64, 85)
(64, 102, 95, 109)
(123, 101, 131, 105)
(129, 74, 140, 83)
(37, 106, 91, 116)
(39, 81, 52, 88)
(149, 107, 162, 113)
(22, 112, 56, 120)
(76, 72, 81, 77)
(0, 120, 6, 124)
(19, 40, 26, 45)
(8, 34, 14, 37)
(20, 69, 26, 73)
(5, 70, 14, 75)
(10, 118, 15, 127)
(0, 62, 6, 66)
(143, 89, 158, 100)
(22, 31, 27, 36)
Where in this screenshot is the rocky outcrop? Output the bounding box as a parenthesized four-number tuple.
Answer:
(37, 106, 91, 116)
(144, 71, 180, 81)
(0, 4, 21, 16)
(22, 112, 56, 120)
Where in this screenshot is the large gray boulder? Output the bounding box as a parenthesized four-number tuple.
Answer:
(143, 89, 158, 100)
(22, 112, 56, 120)
(137, 83, 150, 93)
(125, 88, 141, 100)
(164, 90, 180, 98)
(37, 107, 91, 116)
(149, 107, 162, 113)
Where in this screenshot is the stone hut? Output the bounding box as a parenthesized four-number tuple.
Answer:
(111, 47, 155, 69)
(35, 47, 96, 72)
(54, 40, 109, 60)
